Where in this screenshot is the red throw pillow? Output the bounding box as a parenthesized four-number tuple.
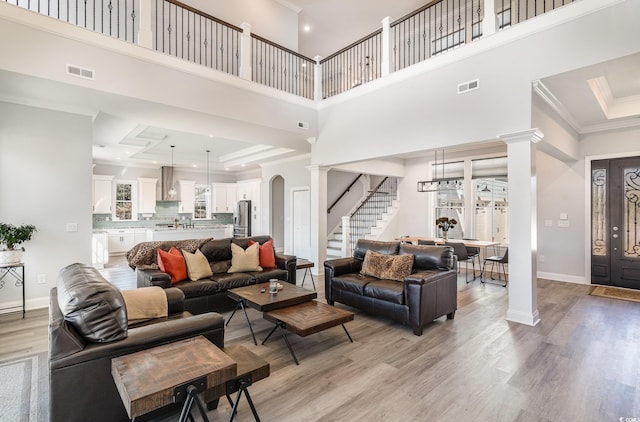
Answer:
(157, 247, 187, 284)
(247, 239, 276, 269)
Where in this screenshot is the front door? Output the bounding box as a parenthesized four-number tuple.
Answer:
(591, 156, 640, 288)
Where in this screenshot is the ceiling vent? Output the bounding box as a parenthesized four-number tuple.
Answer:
(66, 64, 95, 80)
(297, 121, 309, 130)
(457, 79, 479, 94)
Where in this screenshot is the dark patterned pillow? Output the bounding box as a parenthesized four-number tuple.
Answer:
(360, 250, 415, 281)
(126, 238, 213, 270)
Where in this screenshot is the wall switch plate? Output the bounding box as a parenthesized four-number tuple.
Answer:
(557, 220, 570, 228)
(37, 274, 46, 284)
(539, 255, 545, 262)
(66, 223, 78, 232)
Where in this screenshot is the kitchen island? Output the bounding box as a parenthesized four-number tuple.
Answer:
(150, 225, 233, 241)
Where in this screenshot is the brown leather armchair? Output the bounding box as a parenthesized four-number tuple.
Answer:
(324, 240, 458, 336)
(49, 263, 226, 422)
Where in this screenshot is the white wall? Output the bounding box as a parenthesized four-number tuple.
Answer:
(313, 0, 640, 167)
(261, 155, 311, 255)
(0, 102, 92, 311)
(187, 0, 299, 52)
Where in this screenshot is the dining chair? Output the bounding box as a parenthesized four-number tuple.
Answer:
(462, 238, 481, 276)
(481, 248, 508, 287)
(445, 241, 476, 282)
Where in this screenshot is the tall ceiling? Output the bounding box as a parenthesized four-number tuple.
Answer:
(285, 0, 428, 58)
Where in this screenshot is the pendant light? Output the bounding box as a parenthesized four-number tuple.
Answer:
(167, 145, 177, 200)
(417, 149, 463, 193)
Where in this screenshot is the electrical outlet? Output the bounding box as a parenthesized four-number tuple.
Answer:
(66, 223, 78, 232)
(37, 274, 46, 284)
(539, 255, 545, 262)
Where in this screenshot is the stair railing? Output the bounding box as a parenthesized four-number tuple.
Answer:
(344, 177, 398, 255)
(327, 173, 363, 214)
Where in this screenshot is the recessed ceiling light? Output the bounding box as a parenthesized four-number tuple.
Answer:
(192, 164, 197, 168)
(225, 168, 229, 171)
(209, 134, 214, 138)
(303, 25, 311, 32)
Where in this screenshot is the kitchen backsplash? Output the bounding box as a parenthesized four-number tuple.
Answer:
(93, 209, 233, 229)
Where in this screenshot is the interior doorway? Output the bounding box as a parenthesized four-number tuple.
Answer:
(591, 156, 640, 288)
(291, 187, 311, 260)
(270, 176, 285, 252)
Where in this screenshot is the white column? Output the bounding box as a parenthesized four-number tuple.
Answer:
(308, 165, 328, 276)
(313, 56, 322, 101)
(463, 159, 473, 237)
(500, 129, 544, 326)
(482, 0, 498, 36)
(341, 215, 351, 257)
(239, 22, 252, 81)
(380, 16, 393, 77)
(137, 0, 153, 49)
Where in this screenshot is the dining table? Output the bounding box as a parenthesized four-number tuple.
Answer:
(396, 237, 502, 249)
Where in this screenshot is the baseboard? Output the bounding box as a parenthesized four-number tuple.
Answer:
(537, 271, 587, 284)
(0, 296, 48, 315)
(506, 308, 541, 326)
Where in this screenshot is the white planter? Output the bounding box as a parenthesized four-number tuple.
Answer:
(0, 249, 23, 265)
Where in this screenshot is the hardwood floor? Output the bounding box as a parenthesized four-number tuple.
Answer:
(2, 258, 640, 421)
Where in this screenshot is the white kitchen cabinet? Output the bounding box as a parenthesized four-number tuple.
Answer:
(178, 180, 195, 214)
(212, 183, 237, 213)
(93, 175, 113, 214)
(138, 178, 157, 215)
(134, 228, 149, 245)
(107, 229, 136, 255)
(237, 179, 262, 234)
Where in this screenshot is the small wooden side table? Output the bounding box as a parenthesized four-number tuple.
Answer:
(0, 263, 25, 318)
(296, 259, 315, 290)
(204, 344, 270, 421)
(112, 336, 237, 421)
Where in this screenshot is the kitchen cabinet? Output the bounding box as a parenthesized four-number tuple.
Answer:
(138, 178, 157, 215)
(178, 180, 195, 214)
(107, 228, 146, 255)
(237, 179, 262, 234)
(91, 232, 109, 269)
(93, 175, 113, 214)
(212, 183, 237, 213)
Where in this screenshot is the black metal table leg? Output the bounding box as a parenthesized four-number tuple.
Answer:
(274, 321, 299, 365)
(261, 324, 279, 345)
(342, 324, 353, 342)
(228, 299, 257, 345)
(178, 385, 210, 422)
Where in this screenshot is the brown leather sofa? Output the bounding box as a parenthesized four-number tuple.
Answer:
(324, 240, 458, 336)
(133, 235, 297, 314)
(49, 263, 226, 422)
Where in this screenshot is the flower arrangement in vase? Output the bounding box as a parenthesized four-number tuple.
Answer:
(435, 217, 457, 241)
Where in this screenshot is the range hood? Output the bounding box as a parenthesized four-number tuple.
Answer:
(161, 166, 178, 201)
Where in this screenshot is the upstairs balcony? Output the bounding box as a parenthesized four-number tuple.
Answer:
(3, 0, 575, 101)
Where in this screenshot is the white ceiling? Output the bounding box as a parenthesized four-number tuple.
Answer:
(3, 3, 640, 174)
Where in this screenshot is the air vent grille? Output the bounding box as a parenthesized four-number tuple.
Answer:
(457, 79, 479, 94)
(66, 64, 95, 80)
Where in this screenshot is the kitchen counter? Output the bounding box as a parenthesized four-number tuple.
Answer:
(150, 225, 233, 241)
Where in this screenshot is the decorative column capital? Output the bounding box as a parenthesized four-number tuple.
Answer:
(499, 128, 544, 145)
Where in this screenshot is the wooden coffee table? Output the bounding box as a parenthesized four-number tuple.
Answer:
(262, 300, 355, 365)
(227, 282, 317, 345)
(111, 336, 237, 421)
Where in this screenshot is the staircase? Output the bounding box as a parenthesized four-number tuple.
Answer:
(326, 177, 399, 259)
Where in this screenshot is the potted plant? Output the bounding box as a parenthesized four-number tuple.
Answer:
(435, 217, 457, 241)
(0, 223, 37, 265)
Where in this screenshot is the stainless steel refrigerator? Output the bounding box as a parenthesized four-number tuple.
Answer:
(233, 200, 251, 237)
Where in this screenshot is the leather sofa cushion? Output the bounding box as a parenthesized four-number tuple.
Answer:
(211, 272, 254, 292)
(200, 238, 232, 262)
(354, 240, 400, 261)
(56, 263, 128, 343)
(399, 244, 454, 270)
(249, 268, 288, 283)
(363, 279, 405, 305)
(172, 279, 219, 299)
(232, 235, 272, 250)
(331, 273, 376, 295)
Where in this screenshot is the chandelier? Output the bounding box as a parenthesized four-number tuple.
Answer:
(417, 149, 463, 193)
